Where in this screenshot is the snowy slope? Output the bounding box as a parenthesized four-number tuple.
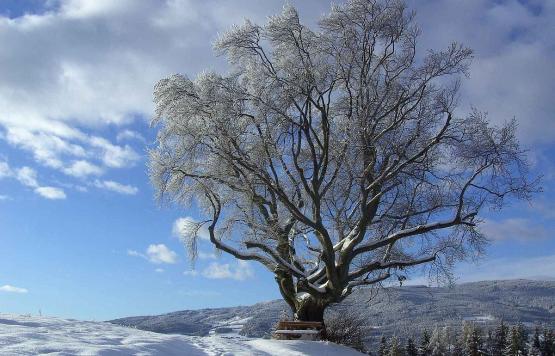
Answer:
(0, 313, 364, 355)
(111, 279, 555, 341)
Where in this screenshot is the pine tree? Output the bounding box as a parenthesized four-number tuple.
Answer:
(378, 336, 389, 356)
(528, 326, 541, 356)
(516, 323, 528, 355)
(541, 328, 554, 356)
(532, 327, 541, 349)
(405, 338, 418, 356)
(491, 320, 508, 356)
(451, 340, 464, 356)
(462, 322, 482, 356)
(485, 329, 494, 355)
(429, 326, 446, 356)
(388, 336, 404, 356)
(505, 325, 525, 356)
(419, 330, 431, 356)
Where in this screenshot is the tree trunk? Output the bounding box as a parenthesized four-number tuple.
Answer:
(274, 269, 329, 322)
(294, 296, 328, 322)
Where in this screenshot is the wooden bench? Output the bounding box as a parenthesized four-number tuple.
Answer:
(273, 321, 325, 340)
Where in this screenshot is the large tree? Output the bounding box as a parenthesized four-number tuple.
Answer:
(149, 0, 535, 322)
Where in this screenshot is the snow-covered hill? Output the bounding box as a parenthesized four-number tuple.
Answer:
(111, 279, 555, 341)
(0, 313, 364, 355)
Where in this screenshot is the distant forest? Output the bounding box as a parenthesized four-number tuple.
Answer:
(372, 321, 554, 356)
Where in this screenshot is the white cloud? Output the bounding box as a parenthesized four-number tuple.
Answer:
(5, 127, 87, 170)
(172, 216, 210, 240)
(2, 162, 67, 200)
(155, 268, 165, 273)
(0, 0, 280, 185)
(183, 270, 198, 277)
(146, 244, 178, 264)
(94, 179, 138, 195)
(116, 129, 145, 142)
(0, 161, 12, 178)
(0, 194, 10, 201)
(0, 0, 550, 197)
(88, 137, 140, 169)
(34, 186, 67, 200)
(60, 0, 135, 19)
(480, 218, 550, 241)
(202, 260, 254, 281)
(16, 167, 39, 187)
(0, 285, 28, 294)
(128, 244, 178, 264)
(410, 0, 555, 144)
(127, 249, 143, 258)
(62, 160, 103, 178)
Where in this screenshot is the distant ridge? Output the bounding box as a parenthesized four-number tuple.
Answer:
(110, 279, 555, 341)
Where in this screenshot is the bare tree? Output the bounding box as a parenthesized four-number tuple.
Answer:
(149, 0, 536, 322)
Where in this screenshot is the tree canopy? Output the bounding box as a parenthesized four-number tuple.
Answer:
(150, 0, 536, 321)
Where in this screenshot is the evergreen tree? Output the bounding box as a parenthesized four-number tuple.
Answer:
(388, 336, 404, 356)
(405, 338, 418, 356)
(528, 327, 542, 356)
(419, 330, 431, 356)
(505, 325, 526, 356)
(451, 340, 464, 356)
(491, 320, 508, 356)
(462, 322, 482, 356)
(485, 329, 494, 355)
(378, 336, 388, 356)
(517, 323, 528, 355)
(540, 328, 554, 356)
(429, 326, 446, 356)
(532, 327, 541, 350)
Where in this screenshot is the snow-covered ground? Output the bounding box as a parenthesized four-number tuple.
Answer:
(0, 313, 364, 355)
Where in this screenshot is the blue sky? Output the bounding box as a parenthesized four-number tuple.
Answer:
(0, 0, 554, 321)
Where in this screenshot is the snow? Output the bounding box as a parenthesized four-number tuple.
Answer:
(462, 315, 496, 323)
(0, 313, 364, 355)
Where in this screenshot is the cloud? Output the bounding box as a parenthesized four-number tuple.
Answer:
(202, 260, 254, 281)
(117, 129, 145, 142)
(0, 285, 28, 293)
(127, 249, 144, 258)
(62, 160, 104, 178)
(0, 0, 551, 200)
(0, 0, 290, 187)
(0, 194, 10, 201)
(94, 179, 138, 195)
(0, 161, 11, 178)
(16, 166, 39, 187)
(0, 0, 216, 184)
(146, 244, 178, 264)
(34, 186, 67, 200)
(172, 216, 210, 240)
(155, 268, 165, 273)
(480, 218, 550, 242)
(183, 270, 198, 277)
(128, 244, 178, 264)
(0, 161, 67, 200)
(88, 137, 140, 169)
(410, 0, 555, 144)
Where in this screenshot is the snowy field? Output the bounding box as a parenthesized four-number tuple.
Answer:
(0, 313, 363, 355)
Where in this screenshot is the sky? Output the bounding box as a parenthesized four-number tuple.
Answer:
(0, 0, 554, 321)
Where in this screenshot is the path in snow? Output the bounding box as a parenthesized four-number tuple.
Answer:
(0, 313, 364, 355)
